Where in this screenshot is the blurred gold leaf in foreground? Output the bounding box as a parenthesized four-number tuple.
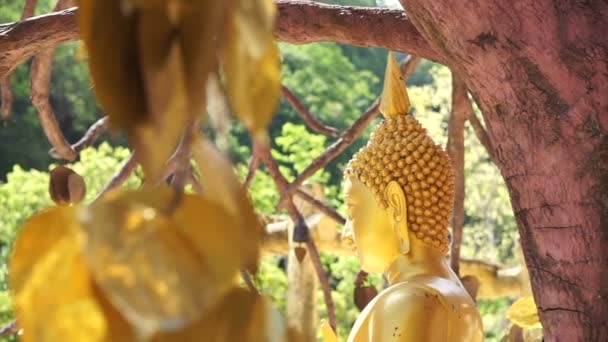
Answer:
(506, 296, 542, 329)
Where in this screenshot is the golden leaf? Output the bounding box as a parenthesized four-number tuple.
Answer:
(178, 1, 225, 115)
(9, 206, 106, 342)
(320, 320, 337, 342)
(153, 287, 288, 341)
(223, 0, 280, 140)
(79, 0, 146, 131)
(192, 139, 262, 272)
(130, 39, 190, 182)
(506, 296, 542, 329)
(80, 187, 247, 336)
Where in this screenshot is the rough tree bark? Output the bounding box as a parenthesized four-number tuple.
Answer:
(401, 0, 608, 340)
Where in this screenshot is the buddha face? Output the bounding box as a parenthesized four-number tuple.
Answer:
(343, 176, 401, 273)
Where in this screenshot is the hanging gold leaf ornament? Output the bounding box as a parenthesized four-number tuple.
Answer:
(80, 187, 248, 337)
(78, 0, 226, 181)
(223, 0, 281, 142)
(9, 206, 107, 342)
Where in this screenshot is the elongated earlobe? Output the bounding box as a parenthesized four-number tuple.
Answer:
(384, 181, 410, 253)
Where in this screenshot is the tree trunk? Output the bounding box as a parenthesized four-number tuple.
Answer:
(401, 0, 608, 340)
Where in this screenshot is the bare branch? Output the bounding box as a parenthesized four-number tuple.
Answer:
(30, 0, 78, 161)
(22, 0, 39, 19)
(278, 100, 380, 209)
(49, 116, 108, 158)
(295, 189, 346, 225)
(400, 55, 421, 80)
(92, 152, 138, 203)
(0, 0, 38, 123)
(257, 142, 337, 331)
(275, 1, 443, 62)
(244, 144, 261, 190)
(446, 74, 468, 276)
(0, 78, 12, 123)
(0, 8, 78, 79)
(305, 237, 337, 332)
(241, 270, 259, 294)
(0, 320, 17, 338)
(281, 85, 340, 138)
(0, 3, 440, 80)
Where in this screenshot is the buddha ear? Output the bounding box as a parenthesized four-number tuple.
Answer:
(384, 181, 407, 223)
(385, 181, 410, 254)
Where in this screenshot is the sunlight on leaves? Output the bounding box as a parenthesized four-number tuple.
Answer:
(9, 206, 106, 342)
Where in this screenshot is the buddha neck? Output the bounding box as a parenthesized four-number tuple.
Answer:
(383, 236, 457, 285)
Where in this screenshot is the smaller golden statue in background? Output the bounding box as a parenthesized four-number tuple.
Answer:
(342, 53, 483, 341)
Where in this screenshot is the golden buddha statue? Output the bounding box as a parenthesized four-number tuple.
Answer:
(341, 53, 484, 342)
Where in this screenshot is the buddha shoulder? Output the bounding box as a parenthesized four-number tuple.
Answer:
(352, 282, 449, 342)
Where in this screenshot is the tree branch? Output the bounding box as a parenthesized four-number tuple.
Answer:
(91, 152, 138, 203)
(281, 85, 340, 138)
(29, 0, 78, 161)
(49, 116, 108, 158)
(0, 2, 441, 80)
(275, 1, 442, 62)
(278, 100, 380, 209)
(0, 8, 77, 79)
(257, 142, 337, 332)
(295, 189, 346, 226)
(446, 74, 468, 276)
(1, 0, 38, 123)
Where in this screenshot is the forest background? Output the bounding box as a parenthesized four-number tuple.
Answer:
(0, 0, 519, 340)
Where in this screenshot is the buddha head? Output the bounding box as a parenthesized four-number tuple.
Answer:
(343, 53, 454, 273)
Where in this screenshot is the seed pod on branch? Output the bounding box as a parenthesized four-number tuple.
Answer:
(49, 166, 86, 204)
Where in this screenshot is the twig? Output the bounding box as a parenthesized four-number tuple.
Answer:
(257, 142, 337, 331)
(281, 85, 340, 138)
(278, 99, 380, 209)
(0, 0, 38, 123)
(159, 120, 198, 187)
(243, 145, 261, 190)
(306, 237, 337, 333)
(91, 152, 138, 203)
(241, 270, 259, 294)
(295, 189, 346, 225)
(399, 55, 421, 80)
(0, 319, 17, 338)
(446, 74, 468, 276)
(49, 116, 108, 158)
(30, 0, 78, 161)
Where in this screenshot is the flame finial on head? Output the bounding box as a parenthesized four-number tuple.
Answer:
(379, 52, 410, 118)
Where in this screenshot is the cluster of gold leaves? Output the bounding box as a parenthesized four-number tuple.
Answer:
(9, 0, 293, 341)
(78, 0, 280, 181)
(10, 187, 292, 340)
(344, 114, 455, 253)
